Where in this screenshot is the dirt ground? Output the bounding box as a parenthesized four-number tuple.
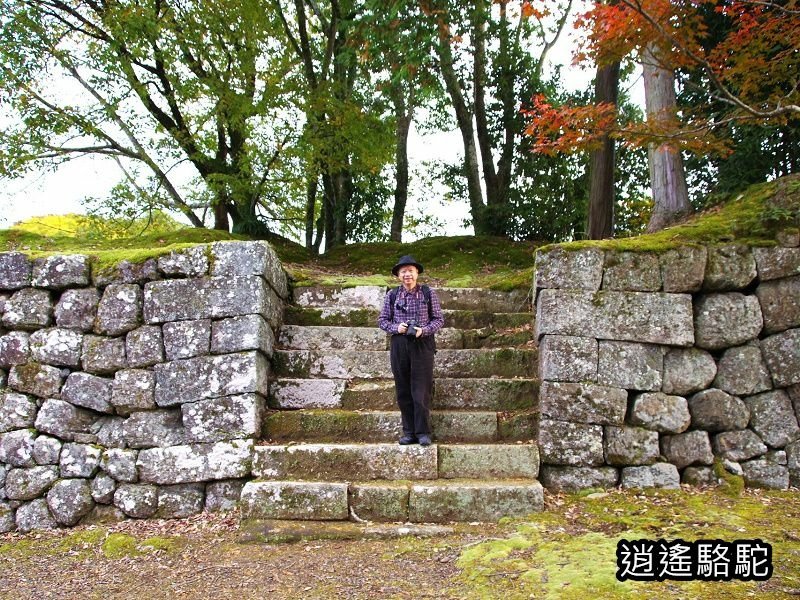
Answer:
(0, 512, 485, 600)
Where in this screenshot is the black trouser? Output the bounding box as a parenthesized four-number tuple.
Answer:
(390, 334, 435, 437)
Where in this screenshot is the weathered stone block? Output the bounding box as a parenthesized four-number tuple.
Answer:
(761, 328, 800, 387)
(2, 288, 53, 330)
(15, 498, 58, 532)
(9, 362, 65, 398)
(157, 246, 209, 278)
(534, 247, 604, 291)
(61, 372, 113, 413)
(239, 481, 348, 520)
(154, 351, 269, 407)
(123, 409, 186, 448)
(293, 285, 386, 309)
(182, 394, 264, 443)
(205, 480, 245, 512)
(91, 472, 117, 504)
(754, 247, 800, 281)
(659, 246, 707, 293)
(93, 259, 159, 287)
(114, 483, 159, 518)
(741, 459, 789, 489)
(538, 419, 604, 466)
(101, 448, 138, 483)
(408, 481, 544, 522)
(598, 341, 663, 391)
(54, 288, 99, 332)
(156, 483, 205, 519)
(111, 369, 156, 415)
(47, 479, 94, 526)
(96, 284, 143, 336)
(0, 501, 14, 533)
(713, 344, 772, 396)
(713, 430, 767, 462)
(162, 319, 211, 360)
(29, 328, 83, 368)
(137, 439, 254, 484)
(630, 393, 691, 433)
(269, 379, 345, 410)
(33, 435, 62, 465)
(60, 443, 102, 478)
(0, 392, 37, 433)
(662, 348, 717, 395)
(661, 430, 714, 469)
(438, 444, 539, 479)
(210, 241, 289, 300)
(144, 276, 282, 328)
(682, 466, 721, 487)
(689, 389, 750, 431)
(536, 289, 694, 346)
(252, 443, 433, 481)
(0, 252, 32, 289)
(82, 504, 127, 524)
(788, 440, 800, 487)
(212, 314, 275, 356)
(540, 381, 627, 425)
(621, 463, 680, 489)
(5, 466, 59, 500)
(756, 276, 800, 334)
(95, 416, 126, 449)
(744, 390, 800, 448)
(694, 293, 763, 350)
(0, 429, 36, 467)
(603, 251, 661, 291)
(604, 426, 660, 466)
(0, 331, 30, 368)
(538, 335, 597, 382)
(703, 245, 757, 291)
(350, 482, 409, 522)
(35, 399, 96, 441)
(539, 466, 619, 491)
(82, 335, 127, 374)
(125, 325, 164, 368)
(31, 254, 90, 289)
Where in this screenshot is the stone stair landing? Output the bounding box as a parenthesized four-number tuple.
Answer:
(241, 284, 542, 524)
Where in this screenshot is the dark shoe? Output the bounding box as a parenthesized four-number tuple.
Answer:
(398, 435, 417, 445)
(418, 434, 432, 447)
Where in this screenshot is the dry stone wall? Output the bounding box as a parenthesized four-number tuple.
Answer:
(534, 236, 800, 492)
(0, 241, 287, 532)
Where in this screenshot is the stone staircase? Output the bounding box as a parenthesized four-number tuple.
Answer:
(240, 285, 543, 523)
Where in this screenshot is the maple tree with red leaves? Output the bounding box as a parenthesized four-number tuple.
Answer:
(525, 0, 800, 155)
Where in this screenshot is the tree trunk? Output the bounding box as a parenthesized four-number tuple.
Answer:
(390, 89, 412, 243)
(305, 175, 318, 251)
(642, 44, 691, 232)
(435, 36, 487, 235)
(587, 61, 620, 240)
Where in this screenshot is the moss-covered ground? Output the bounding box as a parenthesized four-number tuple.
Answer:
(1, 487, 798, 599)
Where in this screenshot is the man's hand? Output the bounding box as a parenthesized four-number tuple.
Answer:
(398, 322, 408, 334)
(415, 327, 423, 338)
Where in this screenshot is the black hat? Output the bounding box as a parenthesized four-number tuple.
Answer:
(392, 255, 424, 276)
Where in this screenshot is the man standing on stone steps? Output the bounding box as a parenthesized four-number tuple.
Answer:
(378, 255, 444, 447)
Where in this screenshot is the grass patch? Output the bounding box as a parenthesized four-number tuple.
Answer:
(537, 175, 800, 255)
(457, 488, 800, 599)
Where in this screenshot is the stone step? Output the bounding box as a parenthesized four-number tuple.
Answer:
(252, 442, 539, 481)
(278, 325, 533, 351)
(263, 409, 524, 443)
(293, 285, 530, 313)
(268, 377, 538, 411)
(271, 348, 537, 379)
(284, 306, 532, 330)
(240, 478, 543, 523)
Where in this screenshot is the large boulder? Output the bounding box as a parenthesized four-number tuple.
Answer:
(124, 325, 165, 368)
(210, 240, 289, 300)
(744, 390, 800, 448)
(597, 341, 663, 391)
(0, 252, 32, 290)
(602, 251, 661, 291)
(0, 429, 36, 467)
(15, 499, 58, 532)
(59, 443, 102, 478)
(9, 362, 66, 398)
(157, 246, 209, 278)
(659, 246, 707, 293)
(96, 284, 143, 336)
(31, 255, 90, 289)
(753, 246, 800, 281)
(761, 328, 800, 388)
(604, 426, 660, 466)
(211, 315, 275, 357)
(534, 247, 604, 291)
(713, 430, 768, 462)
(660, 430, 714, 470)
(0, 392, 38, 433)
(122, 409, 186, 449)
(46, 479, 94, 526)
(162, 319, 211, 360)
(703, 245, 757, 291)
(755, 276, 800, 334)
(688, 389, 750, 431)
(54, 288, 100, 332)
(61, 372, 113, 413)
(113, 483, 159, 518)
(35, 399, 96, 441)
(621, 463, 680, 489)
(29, 328, 83, 368)
(5, 466, 59, 500)
(137, 439, 254, 485)
(100, 448, 139, 483)
(155, 483, 205, 519)
(694, 293, 763, 350)
(713, 344, 773, 396)
(81, 335, 127, 375)
(662, 347, 717, 395)
(539, 466, 619, 491)
(0, 331, 31, 368)
(538, 419, 604, 466)
(2, 288, 53, 330)
(181, 394, 264, 443)
(629, 392, 691, 434)
(539, 381, 627, 425)
(111, 369, 156, 415)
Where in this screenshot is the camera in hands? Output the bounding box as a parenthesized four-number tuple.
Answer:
(405, 320, 418, 337)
